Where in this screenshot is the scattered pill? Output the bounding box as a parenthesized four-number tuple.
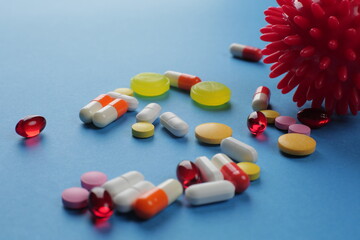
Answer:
(136, 103, 162, 123)
(190, 81, 231, 106)
(278, 133, 316, 156)
(107, 91, 139, 111)
(62, 187, 89, 209)
(247, 111, 267, 135)
(81, 171, 108, 191)
(130, 73, 170, 97)
(132, 122, 155, 138)
(176, 160, 202, 189)
(297, 108, 330, 128)
(229, 43, 263, 62)
(211, 153, 250, 194)
(275, 116, 297, 130)
(260, 110, 280, 124)
(133, 179, 183, 219)
(185, 180, 235, 206)
(195, 122, 232, 144)
(113, 88, 134, 96)
(102, 171, 144, 198)
(237, 162, 260, 181)
(15, 115, 46, 138)
(164, 71, 202, 91)
(88, 187, 114, 219)
(288, 124, 311, 136)
(79, 94, 115, 123)
(252, 86, 271, 111)
(92, 99, 128, 128)
(220, 137, 258, 162)
(114, 181, 155, 213)
(160, 112, 189, 137)
(194, 156, 224, 182)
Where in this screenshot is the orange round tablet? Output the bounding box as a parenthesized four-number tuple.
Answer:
(195, 123, 232, 144)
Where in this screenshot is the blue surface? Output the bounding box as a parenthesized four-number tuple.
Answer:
(1, 0, 360, 239)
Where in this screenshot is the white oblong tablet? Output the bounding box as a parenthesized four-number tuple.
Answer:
(220, 137, 258, 162)
(102, 171, 144, 197)
(136, 103, 162, 123)
(107, 91, 139, 111)
(160, 112, 189, 137)
(185, 180, 235, 205)
(194, 156, 223, 182)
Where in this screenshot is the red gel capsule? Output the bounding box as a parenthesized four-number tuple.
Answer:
(297, 108, 330, 129)
(15, 115, 46, 138)
(247, 111, 267, 135)
(176, 160, 202, 189)
(88, 187, 114, 219)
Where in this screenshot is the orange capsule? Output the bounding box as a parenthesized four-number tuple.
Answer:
(79, 94, 115, 123)
(164, 71, 202, 91)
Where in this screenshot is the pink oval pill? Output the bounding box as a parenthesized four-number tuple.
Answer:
(62, 187, 89, 209)
(81, 171, 108, 191)
(288, 124, 311, 136)
(275, 116, 296, 130)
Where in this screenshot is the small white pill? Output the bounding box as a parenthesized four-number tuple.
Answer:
(220, 137, 258, 162)
(102, 171, 144, 198)
(160, 112, 189, 137)
(136, 103, 162, 123)
(107, 91, 139, 111)
(194, 156, 223, 182)
(185, 180, 235, 205)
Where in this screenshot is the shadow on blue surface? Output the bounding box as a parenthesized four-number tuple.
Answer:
(17, 135, 45, 149)
(192, 101, 232, 111)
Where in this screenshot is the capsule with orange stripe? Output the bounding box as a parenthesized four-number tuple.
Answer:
(92, 99, 128, 128)
(164, 71, 201, 91)
(79, 94, 115, 123)
(133, 179, 183, 219)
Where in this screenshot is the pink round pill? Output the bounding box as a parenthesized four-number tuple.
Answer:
(62, 187, 89, 209)
(81, 171, 108, 191)
(275, 116, 296, 130)
(288, 124, 311, 136)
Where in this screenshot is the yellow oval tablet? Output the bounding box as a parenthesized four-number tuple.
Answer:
(130, 73, 170, 97)
(237, 162, 260, 181)
(278, 133, 316, 156)
(195, 123, 232, 144)
(132, 122, 154, 138)
(260, 110, 280, 124)
(113, 88, 134, 96)
(190, 81, 231, 106)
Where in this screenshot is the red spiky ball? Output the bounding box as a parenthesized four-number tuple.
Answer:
(261, 0, 360, 115)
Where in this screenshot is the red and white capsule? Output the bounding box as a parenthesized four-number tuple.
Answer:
(211, 153, 250, 194)
(229, 43, 263, 62)
(164, 71, 201, 91)
(92, 99, 128, 128)
(252, 86, 271, 111)
(79, 94, 115, 123)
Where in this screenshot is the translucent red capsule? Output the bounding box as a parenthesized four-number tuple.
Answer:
(247, 111, 267, 135)
(15, 115, 46, 138)
(176, 160, 202, 189)
(297, 108, 330, 128)
(88, 187, 114, 219)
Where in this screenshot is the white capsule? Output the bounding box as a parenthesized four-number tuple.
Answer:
(252, 86, 271, 111)
(79, 94, 115, 123)
(160, 112, 189, 137)
(185, 180, 235, 205)
(194, 156, 223, 182)
(158, 179, 183, 204)
(102, 171, 144, 198)
(107, 91, 139, 111)
(220, 137, 258, 162)
(136, 103, 162, 123)
(114, 181, 155, 213)
(92, 98, 128, 128)
(164, 71, 182, 87)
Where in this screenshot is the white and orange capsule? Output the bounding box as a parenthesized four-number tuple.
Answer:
(92, 99, 128, 128)
(107, 91, 139, 111)
(229, 43, 263, 62)
(252, 86, 271, 111)
(164, 71, 201, 91)
(79, 94, 115, 123)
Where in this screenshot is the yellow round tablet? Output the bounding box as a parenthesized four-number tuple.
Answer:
(237, 162, 260, 181)
(190, 81, 231, 106)
(195, 123, 232, 144)
(132, 122, 154, 138)
(113, 88, 134, 96)
(278, 133, 316, 156)
(130, 73, 170, 97)
(260, 110, 280, 124)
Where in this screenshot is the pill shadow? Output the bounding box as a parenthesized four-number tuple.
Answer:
(196, 140, 221, 148)
(62, 206, 87, 216)
(81, 114, 130, 133)
(231, 56, 265, 65)
(17, 135, 45, 149)
(192, 101, 231, 111)
(280, 151, 315, 161)
(134, 92, 170, 102)
(159, 127, 189, 142)
(250, 132, 269, 142)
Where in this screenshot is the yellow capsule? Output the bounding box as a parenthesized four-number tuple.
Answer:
(278, 133, 316, 156)
(132, 122, 155, 138)
(260, 110, 280, 124)
(237, 162, 260, 181)
(113, 88, 134, 96)
(195, 123, 232, 144)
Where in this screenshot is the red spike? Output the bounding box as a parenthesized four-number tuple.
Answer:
(298, 0, 312, 8)
(260, 27, 273, 34)
(276, 0, 286, 5)
(270, 62, 281, 71)
(354, 73, 360, 89)
(268, 7, 282, 13)
(283, 35, 302, 45)
(315, 72, 326, 89)
(319, 57, 331, 69)
(287, 75, 301, 89)
(306, 82, 316, 100)
(270, 62, 292, 78)
(279, 51, 297, 63)
(333, 82, 343, 100)
(261, 33, 283, 42)
(339, 0, 350, 16)
(261, 48, 275, 55)
(295, 63, 309, 77)
(336, 97, 348, 115)
(345, 28, 357, 39)
(264, 9, 284, 17)
(345, 49, 356, 61)
(309, 28, 322, 39)
(300, 46, 315, 57)
(266, 41, 288, 50)
(325, 96, 335, 114)
(338, 66, 348, 82)
(312, 96, 324, 108)
(311, 3, 325, 18)
(277, 71, 295, 89)
(281, 5, 298, 17)
(293, 80, 310, 104)
(328, 40, 338, 50)
(349, 89, 359, 115)
(272, 24, 292, 35)
(265, 16, 286, 25)
(293, 15, 310, 29)
(321, 0, 336, 5)
(328, 16, 340, 29)
(263, 51, 282, 64)
(354, 15, 360, 27)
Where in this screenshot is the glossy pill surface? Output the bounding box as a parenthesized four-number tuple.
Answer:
(92, 99, 128, 128)
(113, 88, 134, 96)
(190, 81, 231, 106)
(275, 116, 297, 130)
(260, 110, 280, 124)
(221, 137, 258, 162)
(278, 133, 316, 156)
(62, 187, 89, 209)
(15, 115, 46, 138)
(252, 86, 271, 111)
(160, 112, 189, 137)
(237, 162, 261, 181)
(132, 122, 154, 138)
(195, 123, 232, 144)
(230, 43, 263, 61)
(102, 171, 144, 197)
(164, 71, 201, 90)
(88, 187, 114, 219)
(247, 111, 267, 135)
(176, 160, 202, 189)
(79, 94, 114, 123)
(297, 108, 330, 128)
(81, 171, 108, 191)
(130, 73, 170, 96)
(288, 124, 311, 136)
(194, 156, 224, 182)
(136, 103, 162, 123)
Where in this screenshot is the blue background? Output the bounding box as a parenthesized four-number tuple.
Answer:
(1, 0, 359, 239)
